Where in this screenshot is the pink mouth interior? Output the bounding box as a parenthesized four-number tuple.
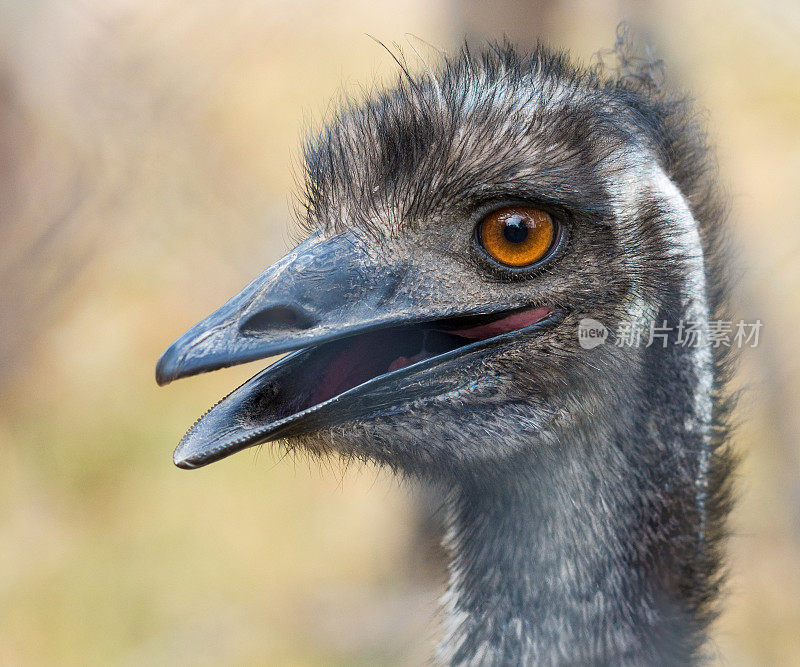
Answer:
(435, 306, 553, 340)
(308, 306, 552, 407)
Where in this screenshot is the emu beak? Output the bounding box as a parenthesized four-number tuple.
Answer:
(157, 232, 558, 469)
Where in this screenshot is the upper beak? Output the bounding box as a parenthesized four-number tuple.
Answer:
(156, 232, 419, 386)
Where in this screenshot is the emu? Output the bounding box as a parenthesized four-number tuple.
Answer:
(157, 41, 734, 664)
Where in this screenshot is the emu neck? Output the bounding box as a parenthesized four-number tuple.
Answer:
(438, 336, 714, 664)
(439, 444, 701, 664)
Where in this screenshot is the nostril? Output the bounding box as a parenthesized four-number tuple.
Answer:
(239, 304, 314, 334)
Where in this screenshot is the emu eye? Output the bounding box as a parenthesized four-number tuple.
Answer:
(477, 206, 555, 268)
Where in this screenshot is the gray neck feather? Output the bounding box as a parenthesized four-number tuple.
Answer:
(438, 389, 709, 664)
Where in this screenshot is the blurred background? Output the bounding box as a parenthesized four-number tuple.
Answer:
(1, 0, 798, 663)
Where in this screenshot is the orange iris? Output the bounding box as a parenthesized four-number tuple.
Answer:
(478, 207, 555, 267)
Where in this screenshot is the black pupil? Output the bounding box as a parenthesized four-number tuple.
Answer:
(503, 216, 529, 244)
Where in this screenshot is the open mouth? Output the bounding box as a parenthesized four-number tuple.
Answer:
(165, 305, 558, 469)
(302, 306, 553, 410)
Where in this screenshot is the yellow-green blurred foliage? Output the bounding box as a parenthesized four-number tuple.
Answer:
(1, 1, 798, 664)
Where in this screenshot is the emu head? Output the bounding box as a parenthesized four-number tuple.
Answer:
(157, 44, 717, 485)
